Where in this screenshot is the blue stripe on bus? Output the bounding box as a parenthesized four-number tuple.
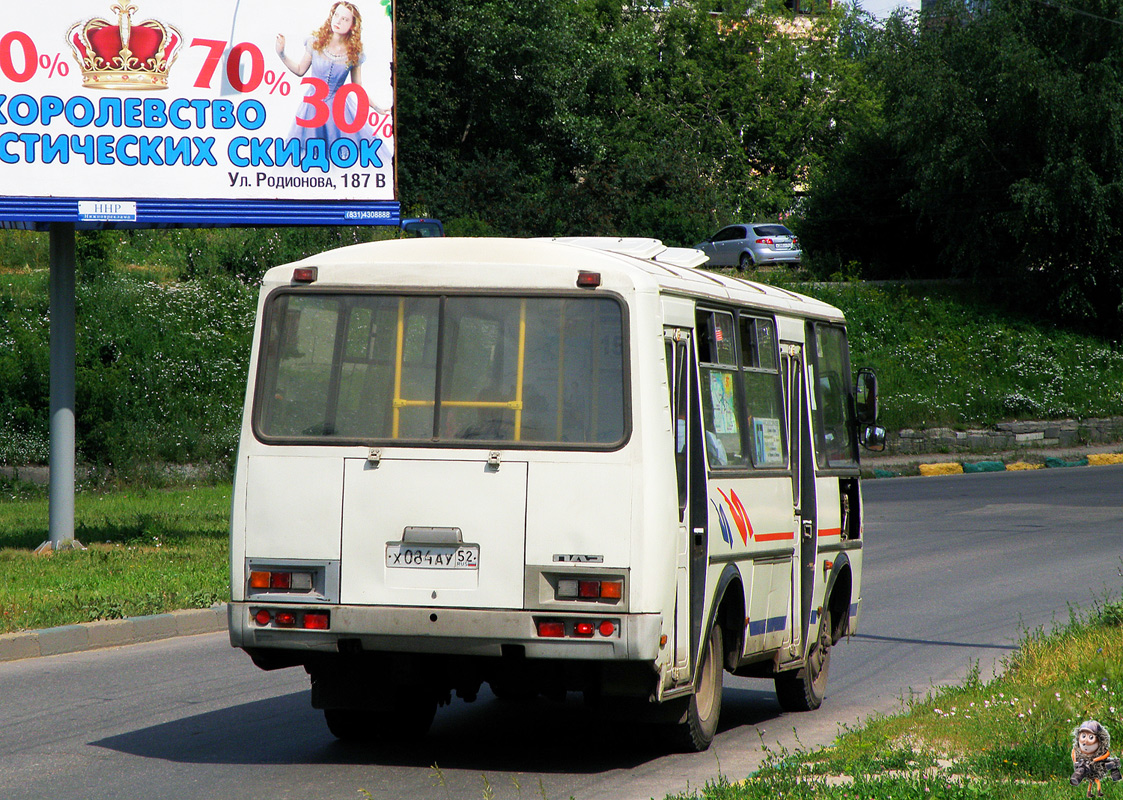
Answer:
(747, 615, 788, 637)
(747, 604, 857, 638)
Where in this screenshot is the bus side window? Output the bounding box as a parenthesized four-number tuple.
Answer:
(696, 310, 744, 467)
(739, 315, 787, 468)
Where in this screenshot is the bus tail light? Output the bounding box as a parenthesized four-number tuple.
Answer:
(248, 570, 314, 592)
(252, 609, 331, 630)
(578, 580, 600, 599)
(538, 621, 566, 638)
(555, 576, 624, 602)
(535, 618, 619, 639)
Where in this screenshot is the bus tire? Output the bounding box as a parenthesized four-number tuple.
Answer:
(672, 624, 724, 752)
(775, 609, 831, 712)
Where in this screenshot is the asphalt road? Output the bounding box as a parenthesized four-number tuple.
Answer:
(1, 465, 1120, 800)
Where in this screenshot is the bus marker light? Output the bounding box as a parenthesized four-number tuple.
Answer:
(599, 621, 615, 637)
(538, 621, 565, 638)
(576, 271, 601, 288)
(574, 622, 595, 637)
(292, 267, 318, 283)
(578, 580, 600, 598)
(303, 613, 330, 630)
(275, 611, 298, 627)
(600, 580, 623, 599)
(254, 609, 272, 626)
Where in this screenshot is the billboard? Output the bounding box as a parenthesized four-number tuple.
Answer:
(0, 0, 398, 226)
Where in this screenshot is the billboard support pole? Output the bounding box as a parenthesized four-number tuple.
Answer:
(36, 222, 82, 554)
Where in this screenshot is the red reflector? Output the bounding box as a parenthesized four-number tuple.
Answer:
(599, 621, 615, 637)
(578, 580, 600, 598)
(270, 572, 292, 590)
(538, 621, 565, 638)
(303, 613, 330, 630)
(574, 622, 595, 637)
(275, 611, 298, 627)
(254, 610, 272, 626)
(292, 267, 318, 283)
(576, 271, 601, 288)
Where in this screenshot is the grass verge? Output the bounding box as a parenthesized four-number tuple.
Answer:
(667, 588, 1123, 799)
(0, 479, 228, 634)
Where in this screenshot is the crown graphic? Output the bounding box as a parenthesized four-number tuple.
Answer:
(66, 3, 183, 90)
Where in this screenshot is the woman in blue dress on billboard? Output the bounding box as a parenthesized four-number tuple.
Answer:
(275, 2, 389, 163)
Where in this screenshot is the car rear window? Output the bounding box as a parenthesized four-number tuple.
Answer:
(752, 225, 792, 237)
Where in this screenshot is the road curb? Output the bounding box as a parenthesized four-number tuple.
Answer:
(871, 451, 1123, 478)
(0, 604, 227, 663)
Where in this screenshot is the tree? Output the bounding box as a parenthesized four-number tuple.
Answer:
(803, 0, 1123, 332)
(395, 0, 876, 244)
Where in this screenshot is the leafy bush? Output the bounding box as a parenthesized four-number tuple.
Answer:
(0, 268, 256, 472)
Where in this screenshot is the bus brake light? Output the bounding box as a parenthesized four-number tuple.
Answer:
(538, 621, 566, 637)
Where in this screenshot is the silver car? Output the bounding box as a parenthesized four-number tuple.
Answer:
(694, 223, 802, 269)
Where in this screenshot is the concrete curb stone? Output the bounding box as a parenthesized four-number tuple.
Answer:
(0, 604, 227, 664)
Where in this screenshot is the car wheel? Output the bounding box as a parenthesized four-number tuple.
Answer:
(738, 253, 754, 271)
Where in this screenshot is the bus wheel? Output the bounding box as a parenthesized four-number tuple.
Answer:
(672, 624, 724, 752)
(775, 609, 831, 712)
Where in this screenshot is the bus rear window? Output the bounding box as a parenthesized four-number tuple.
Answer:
(254, 293, 627, 447)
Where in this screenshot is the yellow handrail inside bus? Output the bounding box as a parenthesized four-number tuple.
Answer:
(556, 302, 566, 440)
(390, 298, 528, 440)
(392, 298, 405, 438)
(513, 299, 526, 442)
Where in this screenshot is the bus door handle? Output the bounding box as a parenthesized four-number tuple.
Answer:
(802, 520, 814, 540)
(693, 527, 704, 547)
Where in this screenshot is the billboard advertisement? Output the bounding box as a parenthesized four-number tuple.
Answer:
(0, 0, 398, 226)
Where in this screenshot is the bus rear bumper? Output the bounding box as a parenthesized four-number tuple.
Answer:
(229, 602, 664, 662)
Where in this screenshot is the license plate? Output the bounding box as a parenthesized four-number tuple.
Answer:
(386, 543, 479, 570)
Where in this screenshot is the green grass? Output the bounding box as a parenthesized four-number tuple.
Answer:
(0, 480, 229, 634)
(799, 282, 1123, 433)
(666, 595, 1123, 799)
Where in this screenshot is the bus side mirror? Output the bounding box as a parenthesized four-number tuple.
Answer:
(854, 368, 879, 425)
(860, 424, 886, 452)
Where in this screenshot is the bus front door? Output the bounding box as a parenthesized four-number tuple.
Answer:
(665, 329, 704, 682)
(783, 344, 817, 663)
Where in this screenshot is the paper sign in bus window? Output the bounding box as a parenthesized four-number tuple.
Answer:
(709, 371, 738, 434)
(753, 417, 784, 467)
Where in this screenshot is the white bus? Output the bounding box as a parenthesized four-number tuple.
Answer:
(228, 236, 884, 750)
